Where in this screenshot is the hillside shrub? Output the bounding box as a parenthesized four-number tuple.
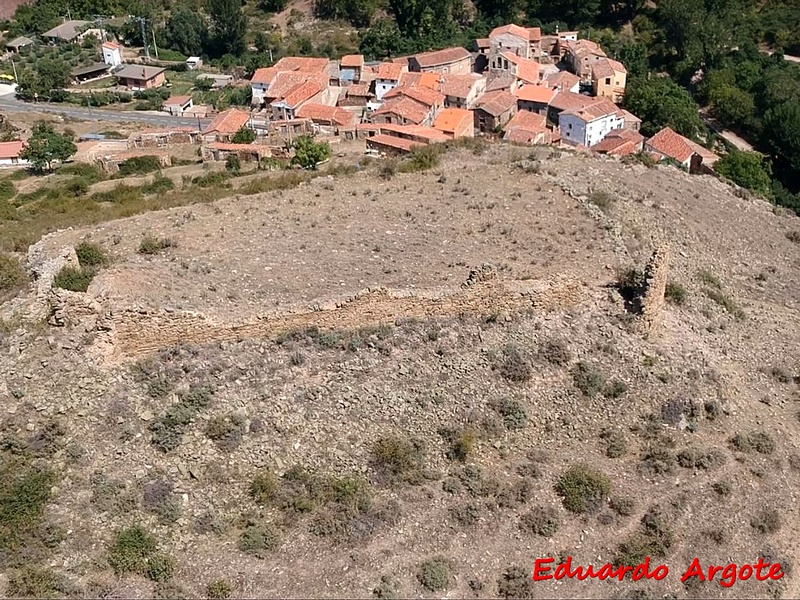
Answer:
(238, 522, 281, 558)
(555, 464, 611, 514)
(703, 287, 745, 319)
(616, 506, 673, 566)
(588, 190, 615, 210)
(143, 553, 175, 582)
(417, 556, 453, 591)
(193, 171, 231, 188)
(610, 496, 636, 517)
(665, 282, 687, 305)
(250, 470, 279, 504)
(206, 579, 233, 599)
(572, 362, 606, 397)
(0, 458, 55, 565)
(497, 565, 534, 599)
(489, 397, 528, 430)
(786, 231, 800, 244)
(141, 175, 175, 195)
(676, 448, 725, 470)
(205, 414, 245, 452)
(107, 525, 157, 575)
(138, 235, 177, 255)
(53, 265, 94, 292)
(142, 479, 181, 524)
(730, 431, 775, 454)
(600, 428, 627, 458)
(0, 253, 27, 294)
(373, 575, 400, 599)
(6, 567, 72, 598)
(538, 338, 571, 365)
(0, 179, 15, 201)
(372, 435, 426, 484)
(519, 506, 560, 537)
(117, 155, 162, 176)
(399, 144, 444, 173)
(149, 386, 214, 452)
(75, 242, 107, 267)
(497, 343, 532, 382)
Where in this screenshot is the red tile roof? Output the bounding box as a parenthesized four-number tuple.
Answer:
(0, 140, 25, 160)
(384, 84, 444, 107)
(590, 129, 644, 156)
(549, 91, 596, 113)
(561, 97, 624, 122)
(272, 56, 329, 73)
(340, 54, 364, 68)
(265, 71, 325, 100)
(485, 74, 515, 92)
(398, 72, 440, 90)
(437, 74, 483, 99)
(505, 109, 546, 131)
(412, 47, 471, 68)
(645, 127, 696, 163)
(433, 107, 473, 134)
(545, 71, 580, 91)
(296, 102, 355, 126)
(346, 83, 372, 97)
(475, 90, 517, 116)
(367, 134, 423, 152)
(490, 24, 533, 41)
(373, 97, 430, 124)
(102, 41, 121, 50)
(273, 80, 323, 109)
(251, 67, 279, 85)
(202, 108, 251, 135)
(514, 84, 556, 104)
(591, 57, 627, 79)
(379, 124, 449, 143)
(376, 62, 406, 81)
(164, 95, 192, 106)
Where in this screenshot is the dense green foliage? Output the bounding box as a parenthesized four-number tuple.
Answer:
(291, 135, 331, 169)
(19, 123, 76, 173)
(715, 150, 773, 196)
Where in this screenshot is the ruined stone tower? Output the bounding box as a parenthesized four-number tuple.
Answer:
(637, 244, 671, 337)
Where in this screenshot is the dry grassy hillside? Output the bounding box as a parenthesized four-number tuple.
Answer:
(1, 145, 799, 599)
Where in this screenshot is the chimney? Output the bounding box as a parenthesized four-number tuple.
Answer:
(142, 68, 146, 78)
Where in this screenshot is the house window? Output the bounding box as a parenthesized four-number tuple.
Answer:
(605, 77, 611, 85)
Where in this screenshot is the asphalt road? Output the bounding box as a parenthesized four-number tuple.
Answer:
(0, 93, 213, 128)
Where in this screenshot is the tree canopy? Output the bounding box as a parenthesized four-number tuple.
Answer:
(623, 76, 704, 139)
(20, 123, 77, 173)
(715, 150, 773, 196)
(291, 135, 331, 169)
(165, 8, 208, 56)
(206, 0, 247, 56)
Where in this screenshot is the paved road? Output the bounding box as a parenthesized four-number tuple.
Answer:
(0, 93, 213, 128)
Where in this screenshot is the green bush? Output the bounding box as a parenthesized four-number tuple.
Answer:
(91, 183, 145, 204)
(75, 242, 107, 267)
(538, 338, 571, 365)
(117, 155, 163, 176)
(588, 190, 615, 210)
(497, 565, 534, 599)
(676, 448, 725, 470)
(610, 496, 635, 516)
(665, 282, 687, 305)
(489, 397, 528, 430)
(141, 175, 175, 195)
(53, 265, 95, 292)
(417, 556, 453, 591)
(6, 567, 72, 598)
(144, 553, 175, 582)
(138, 235, 177, 255)
(206, 579, 233, 599)
(250, 470, 279, 504)
(0, 179, 15, 201)
(193, 171, 231, 188)
(399, 144, 444, 173)
(616, 506, 673, 566)
(238, 522, 281, 558)
(0, 253, 27, 294)
(572, 362, 606, 397)
(373, 575, 401, 599)
(555, 464, 611, 514)
(107, 525, 157, 575)
(730, 431, 775, 454)
(600, 428, 627, 458)
(58, 162, 104, 183)
(149, 386, 214, 452)
(519, 506, 560, 537)
(372, 435, 426, 484)
(497, 343, 532, 382)
(205, 414, 245, 452)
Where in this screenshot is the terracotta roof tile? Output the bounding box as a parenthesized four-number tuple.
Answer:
(591, 57, 627, 79)
(373, 97, 430, 124)
(379, 124, 449, 143)
(485, 74, 515, 92)
(560, 97, 624, 122)
(548, 91, 596, 113)
(376, 62, 405, 81)
(202, 108, 250, 135)
(384, 84, 444, 107)
(490, 24, 532, 41)
(340, 54, 364, 68)
(437, 74, 482, 99)
(164, 95, 192, 106)
(505, 109, 546, 132)
(251, 67, 279, 85)
(399, 72, 440, 90)
(433, 107, 473, 134)
(590, 129, 644, 156)
(272, 80, 323, 109)
(514, 84, 556, 104)
(272, 56, 329, 73)
(367, 134, 422, 152)
(265, 72, 325, 100)
(0, 140, 25, 159)
(545, 71, 580, 91)
(645, 127, 695, 162)
(346, 83, 372, 97)
(296, 102, 355, 126)
(475, 90, 517, 116)
(412, 47, 471, 68)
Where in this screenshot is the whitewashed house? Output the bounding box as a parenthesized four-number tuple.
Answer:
(558, 98, 625, 147)
(101, 41, 122, 67)
(0, 141, 28, 167)
(375, 62, 407, 101)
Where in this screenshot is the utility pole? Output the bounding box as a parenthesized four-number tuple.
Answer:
(10, 59, 18, 83)
(152, 29, 159, 60)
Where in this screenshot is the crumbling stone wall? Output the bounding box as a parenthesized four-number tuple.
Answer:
(637, 244, 671, 337)
(96, 275, 585, 362)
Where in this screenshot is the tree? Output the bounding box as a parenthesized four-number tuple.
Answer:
(231, 126, 256, 144)
(206, 0, 247, 56)
(291, 135, 331, 169)
(314, 0, 378, 27)
(20, 123, 77, 173)
(762, 102, 800, 173)
(708, 85, 755, 128)
(260, 0, 288, 12)
(165, 8, 209, 56)
(359, 18, 412, 59)
(715, 150, 773, 196)
(623, 76, 705, 139)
